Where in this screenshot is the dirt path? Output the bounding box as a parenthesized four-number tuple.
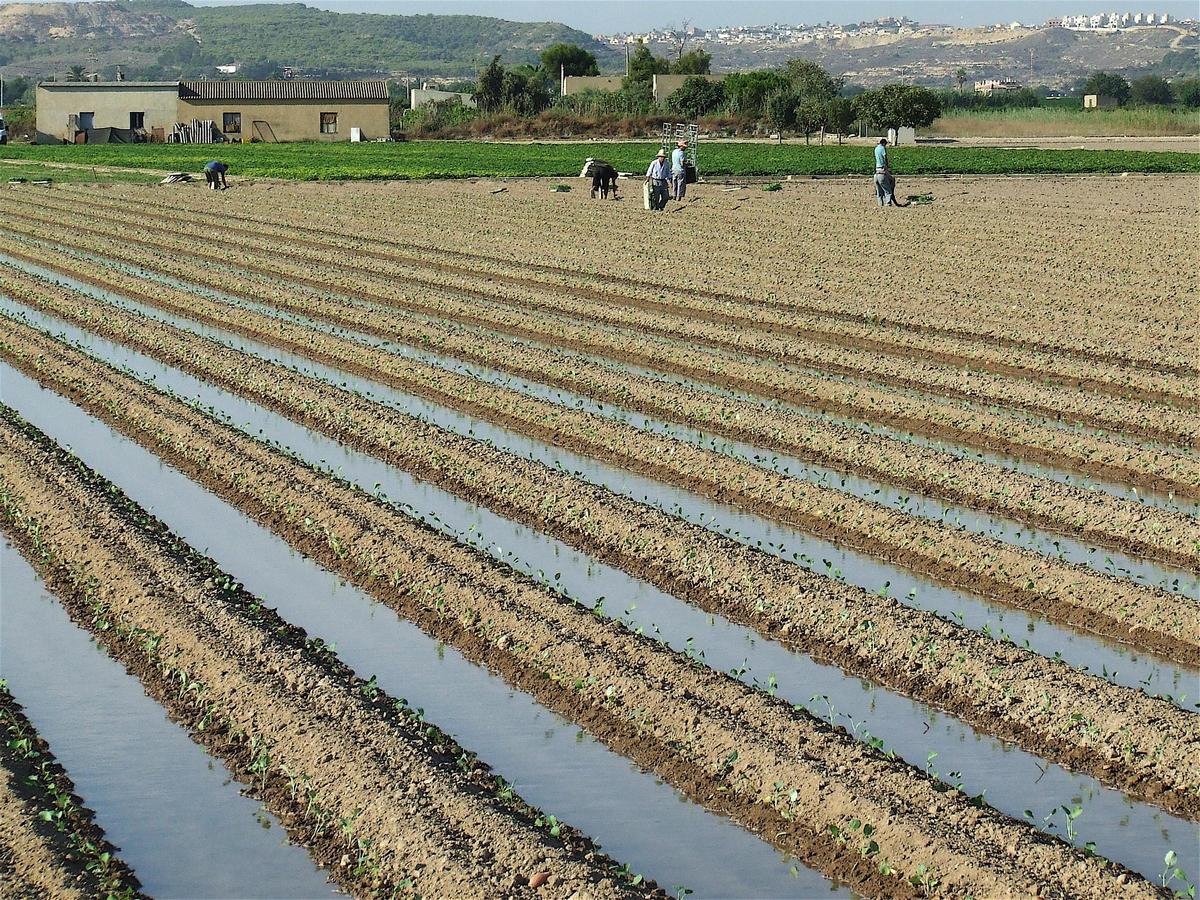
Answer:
(0, 686, 143, 899)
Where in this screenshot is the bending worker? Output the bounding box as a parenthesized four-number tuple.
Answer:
(646, 148, 670, 211)
(671, 139, 689, 201)
(204, 159, 229, 191)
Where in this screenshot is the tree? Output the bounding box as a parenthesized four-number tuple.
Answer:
(672, 49, 712, 75)
(782, 59, 843, 103)
(626, 42, 670, 86)
(540, 43, 599, 79)
(668, 75, 725, 118)
(723, 71, 789, 117)
(764, 90, 797, 141)
(793, 96, 827, 144)
(65, 64, 86, 81)
(474, 55, 505, 112)
(853, 84, 942, 130)
(1083, 71, 1131, 105)
(1175, 78, 1200, 109)
(502, 65, 551, 115)
(826, 97, 855, 143)
(955, 67, 968, 93)
(1130, 75, 1172, 106)
(665, 20, 692, 61)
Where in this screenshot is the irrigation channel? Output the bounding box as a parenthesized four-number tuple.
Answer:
(0, 217, 1193, 525)
(4, 241, 1192, 599)
(3, 215, 1194, 527)
(0, 371, 847, 899)
(0, 542, 336, 898)
(2, 310, 1195, 886)
(0, 264, 1193, 705)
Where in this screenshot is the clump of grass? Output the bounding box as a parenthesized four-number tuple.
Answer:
(763, 182, 783, 191)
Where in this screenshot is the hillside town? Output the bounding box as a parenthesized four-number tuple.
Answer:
(598, 12, 1190, 47)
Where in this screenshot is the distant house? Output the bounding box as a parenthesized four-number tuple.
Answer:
(974, 79, 1023, 95)
(216, 64, 239, 75)
(410, 88, 476, 109)
(35, 79, 390, 143)
(1083, 94, 1119, 109)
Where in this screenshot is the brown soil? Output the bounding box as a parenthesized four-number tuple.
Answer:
(3, 312, 1198, 823)
(5, 201, 1198, 502)
(72, 175, 1200, 375)
(0, 418, 660, 900)
(15, 188, 1200, 420)
(0, 688, 143, 899)
(4, 230, 1196, 570)
(46, 177, 1200, 378)
(5, 267, 1196, 671)
(0, 341, 1171, 899)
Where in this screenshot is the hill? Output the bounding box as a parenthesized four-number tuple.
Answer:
(0, 0, 613, 84)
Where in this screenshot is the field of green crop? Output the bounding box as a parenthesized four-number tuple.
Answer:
(1, 141, 1197, 180)
(0, 161, 160, 185)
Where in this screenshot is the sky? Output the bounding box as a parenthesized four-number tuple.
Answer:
(187, 1, 1200, 33)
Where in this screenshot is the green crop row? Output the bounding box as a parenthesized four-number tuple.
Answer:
(2, 141, 1197, 181)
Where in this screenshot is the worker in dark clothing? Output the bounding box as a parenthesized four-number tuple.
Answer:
(590, 162, 620, 200)
(204, 160, 229, 190)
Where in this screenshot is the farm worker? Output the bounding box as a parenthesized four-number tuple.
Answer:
(646, 149, 670, 211)
(204, 160, 229, 191)
(873, 139, 894, 208)
(671, 140, 689, 201)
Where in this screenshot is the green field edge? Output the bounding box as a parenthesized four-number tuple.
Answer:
(2, 142, 1198, 181)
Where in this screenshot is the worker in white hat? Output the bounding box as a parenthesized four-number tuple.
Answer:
(645, 148, 670, 210)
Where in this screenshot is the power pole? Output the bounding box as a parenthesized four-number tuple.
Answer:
(1029, 48, 1034, 84)
(625, 43, 629, 77)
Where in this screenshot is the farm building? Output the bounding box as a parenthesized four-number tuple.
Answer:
(35, 81, 180, 144)
(35, 79, 390, 144)
(177, 80, 389, 143)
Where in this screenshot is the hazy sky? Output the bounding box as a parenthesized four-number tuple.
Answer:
(188, 1, 1200, 33)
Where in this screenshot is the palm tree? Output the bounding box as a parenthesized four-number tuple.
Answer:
(955, 68, 968, 94)
(65, 64, 86, 81)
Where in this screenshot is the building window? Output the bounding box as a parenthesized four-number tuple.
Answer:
(78, 112, 95, 130)
(320, 112, 338, 134)
(129, 111, 145, 129)
(223, 112, 241, 135)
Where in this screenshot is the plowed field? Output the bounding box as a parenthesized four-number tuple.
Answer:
(1, 174, 1196, 899)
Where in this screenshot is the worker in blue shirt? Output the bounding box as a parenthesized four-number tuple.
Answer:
(204, 160, 229, 191)
(873, 138, 893, 207)
(645, 149, 670, 210)
(671, 140, 689, 201)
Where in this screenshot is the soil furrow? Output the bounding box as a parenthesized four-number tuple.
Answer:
(5, 269, 1196, 669)
(0, 413, 661, 900)
(51, 181, 1198, 378)
(43, 184, 1195, 408)
(10, 193, 1195, 445)
(0, 350, 1171, 899)
(4, 309, 1198, 821)
(5, 209, 1195, 496)
(0, 685, 142, 900)
(6, 233, 1196, 570)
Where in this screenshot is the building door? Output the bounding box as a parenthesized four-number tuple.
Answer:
(129, 111, 145, 129)
(78, 111, 94, 130)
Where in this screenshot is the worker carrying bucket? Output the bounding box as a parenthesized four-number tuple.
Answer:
(581, 157, 620, 200)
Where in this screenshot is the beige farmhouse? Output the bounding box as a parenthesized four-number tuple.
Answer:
(35, 79, 390, 144)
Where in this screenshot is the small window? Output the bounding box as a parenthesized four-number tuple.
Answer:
(320, 112, 338, 134)
(129, 111, 145, 129)
(78, 111, 95, 130)
(222, 112, 241, 135)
